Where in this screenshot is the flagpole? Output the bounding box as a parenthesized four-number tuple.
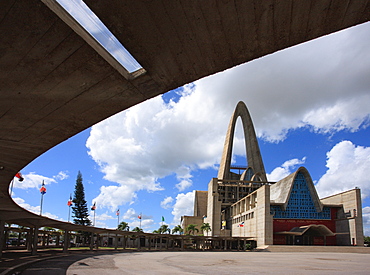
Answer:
(68, 194, 72, 222)
(117, 210, 120, 227)
(68, 205, 71, 222)
(39, 181, 46, 216)
(91, 202, 96, 226)
(140, 212, 142, 229)
(40, 191, 44, 216)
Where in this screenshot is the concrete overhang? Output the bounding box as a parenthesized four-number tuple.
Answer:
(0, 0, 369, 231)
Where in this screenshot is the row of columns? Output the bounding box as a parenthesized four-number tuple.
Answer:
(0, 222, 251, 258)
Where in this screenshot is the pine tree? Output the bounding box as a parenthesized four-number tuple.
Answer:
(72, 171, 91, 226)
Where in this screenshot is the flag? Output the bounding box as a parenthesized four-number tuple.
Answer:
(161, 216, 165, 222)
(39, 181, 46, 195)
(116, 209, 120, 216)
(91, 202, 96, 211)
(239, 222, 244, 227)
(15, 172, 24, 182)
(138, 214, 142, 219)
(67, 195, 72, 206)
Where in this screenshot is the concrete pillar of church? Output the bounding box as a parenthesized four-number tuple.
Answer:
(159, 237, 163, 250)
(56, 234, 60, 247)
(63, 230, 69, 253)
(31, 227, 39, 256)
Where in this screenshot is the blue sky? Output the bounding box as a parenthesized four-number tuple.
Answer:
(10, 14, 370, 234)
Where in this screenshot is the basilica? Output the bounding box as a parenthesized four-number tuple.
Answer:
(182, 102, 364, 247)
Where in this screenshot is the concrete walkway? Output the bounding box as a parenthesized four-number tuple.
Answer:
(65, 250, 370, 275)
(2, 247, 370, 274)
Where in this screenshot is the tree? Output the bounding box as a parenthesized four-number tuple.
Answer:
(132, 227, 143, 233)
(117, 221, 130, 231)
(364, 236, 370, 246)
(172, 225, 183, 235)
(158, 224, 171, 234)
(200, 223, 211, 236)
(72, 171, 91, 226)
(186, 224, 199, 235)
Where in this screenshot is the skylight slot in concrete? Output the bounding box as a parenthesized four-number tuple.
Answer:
(43, 0, 145, 80)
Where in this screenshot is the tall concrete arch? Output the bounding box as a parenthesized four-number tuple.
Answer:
(217, 101, 267, 182)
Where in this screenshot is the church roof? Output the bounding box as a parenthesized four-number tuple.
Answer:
(270, 166, 323, 212)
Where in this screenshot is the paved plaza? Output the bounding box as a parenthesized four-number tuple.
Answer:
(9, 250, 369, 275)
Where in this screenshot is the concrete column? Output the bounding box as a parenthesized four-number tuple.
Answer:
(90, 232, 94, 251)
(42, 232, 46, 246)
(26, 228, 33, 251)
(0, 220, 5, 258)
(180, 238, 184, 251)
(114, 234, 118, 250)
(17, 231, 22, 246)
(46, 233, 50, 246)
(148, 237, 151, 250)
(159, 237, 163, 250)
(136, 236, 140, 250)
(63, 230, 69, 253)
(31, 227, 39, 256)
(56, 234, 60, 247)
(123, 235, 127, 249)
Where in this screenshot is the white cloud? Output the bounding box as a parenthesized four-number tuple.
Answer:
(160, 196, 174, 209)
(95, 212, 115, 221)
(54, 171, 69, 181)
(362, 207, 370, 236)
(86, 22, 370, 211)
(316, 141, 370, 198)
(122, 208, 137, 220)
(13, 197, 59, 220)
(13, 172, 56, 190)
(119, 208, 154, 232)
(171, 191, 195, 225)
(267, 157, 306, 182)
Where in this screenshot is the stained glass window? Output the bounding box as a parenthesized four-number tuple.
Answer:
(271, 172, 330, 220)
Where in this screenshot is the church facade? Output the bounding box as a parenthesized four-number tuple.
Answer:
(183, 102, 364, 247)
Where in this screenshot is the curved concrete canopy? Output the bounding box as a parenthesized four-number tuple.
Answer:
(0, 0, 369, 231)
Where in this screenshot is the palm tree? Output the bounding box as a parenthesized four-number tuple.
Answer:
(132, 227, 143, 233)
(159, 224, 170, 234)
(152, 229, 160, 233)
(200, 223, 211, 236)
(172, 225, 183, 235)
(186, 224, 199, 235)
(117, 221, 130, 231)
